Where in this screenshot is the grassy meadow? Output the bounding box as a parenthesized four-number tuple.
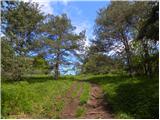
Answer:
(1, 74, 159, 119)
(1, 75, 91, 118)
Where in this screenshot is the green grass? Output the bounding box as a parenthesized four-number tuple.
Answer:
(2, 74, 158, 119)
(75, 107, 86, 118)
(1, 75, 74, 118)
(71, 82, 82, 98)
(79, 83, 91, 105)
(77, 74, 159, 119)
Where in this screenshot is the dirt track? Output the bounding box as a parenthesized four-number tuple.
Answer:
(60, 81, 113, 119)
(84, 84, 113, 119)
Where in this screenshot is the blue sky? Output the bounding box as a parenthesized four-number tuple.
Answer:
(52, 1, 109, 40)
(27, 0, 110, 75)
(36, 0, 110, 46)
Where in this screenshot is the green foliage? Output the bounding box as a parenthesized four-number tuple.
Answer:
(137, 1, 159, 41)
(1, 38, 33, 81)
(94, 1, 135, 75)
(1, 38, 15, 80)
(31, 55, 49, 74)
(1, 1, 45, 81)
(92, 1, 159, 76)
(82, 53, 123, 75)
(130, 40, 159, 75)
(2, 1, 44, 56)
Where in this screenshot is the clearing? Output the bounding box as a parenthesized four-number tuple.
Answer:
(2, 74, 158, 119)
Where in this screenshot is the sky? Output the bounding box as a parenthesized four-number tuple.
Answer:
(52, 1, 109, 45)
(31, 0, 110, 46)
(24, 0, 110, 74)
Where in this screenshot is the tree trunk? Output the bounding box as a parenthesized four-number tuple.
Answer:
(121, 32, 133, 76)
(54, 62, 59, 80)
(54, 52, 60, 80)
(125, 48, 132, 76)
(141, 39, 152, 77)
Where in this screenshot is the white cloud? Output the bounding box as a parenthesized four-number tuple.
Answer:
(73, 21, 92, 47)
(22, 0, 54, 14)
(39, 2, 53, 14)
(22, 0, 71, 14)
(61, 0, 69, 6)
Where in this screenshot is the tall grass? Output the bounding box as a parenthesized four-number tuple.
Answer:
(1, 77, 74, 118)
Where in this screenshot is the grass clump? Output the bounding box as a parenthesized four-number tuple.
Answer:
(79, 83, 90, 105)
(75, 107, 86, 118)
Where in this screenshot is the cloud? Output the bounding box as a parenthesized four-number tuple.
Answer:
(61, 0, 69, 6)
(22, 0, 54, 14)
(61, 5, 82, 18)
(73, 21, 92, 47)
(25, 0, 70, 15)
(39, 1, 53, 14)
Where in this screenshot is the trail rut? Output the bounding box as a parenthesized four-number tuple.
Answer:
(83, 84, 113, 119)
(59, 81, 113, 119)
(60, 82, 83, 118)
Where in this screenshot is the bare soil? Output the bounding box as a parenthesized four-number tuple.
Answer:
(60, 82, 83, 118)
(84, 84, 114, 119)
(60, 82, 114, 119)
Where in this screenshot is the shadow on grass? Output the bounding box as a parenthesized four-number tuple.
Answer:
(24, 76, 54, 83)
(2, 76, 53, 84)
(112, 81, 159, 119)
(2, 75, 77, 84)
(78, 74, 159, 119)
(78, 74, 131, 85)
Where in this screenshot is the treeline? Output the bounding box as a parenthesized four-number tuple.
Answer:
(1, 1, 159, 81)
(82, 1, 159, 77)
(1, 1, 85, 80)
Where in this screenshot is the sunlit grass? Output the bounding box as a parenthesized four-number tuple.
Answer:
(79, 83, 90, 105)
(1, 76, 73, 118)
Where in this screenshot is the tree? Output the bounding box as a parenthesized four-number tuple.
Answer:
(81, 43, 123, 75)
(1, 37, 33, 80)
(137, 1, 159, 41)
(94, 1, 159, 76)
(95, 1, 135, 76)
(2, 1, 44, 56)
(41, 14, 85, 79)
(1, 1, 45, 80)
(135, 1, 159, 76)
(32, 54, 49, 74)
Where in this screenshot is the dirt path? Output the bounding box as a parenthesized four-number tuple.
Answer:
(84, 83, 113, 119)
(11, 81, 113, 119)
(60, 81, 83, 118)
(60, 81, 113, 119)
